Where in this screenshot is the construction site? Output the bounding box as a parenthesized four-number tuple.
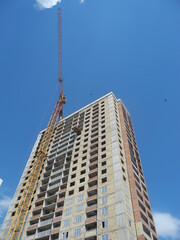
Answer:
(1, 1, 180, 240)
(0, 6, 158, 239)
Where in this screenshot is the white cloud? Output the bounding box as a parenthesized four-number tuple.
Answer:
(0, 196, 11, 218)
(0, 178, 3, 186)
(36, 0, 61, 9)
(35, 0, 84, 9)
(154, 212, 180, 239)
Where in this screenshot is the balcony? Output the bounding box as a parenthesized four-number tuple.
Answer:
(59, 188, 66, 194)
(85, 216, 97, 224)
(90, 149, 98, 157)
(30, 214, 40, 222)
(53, 216, 62, 223)
(89, 170, 98, 179)
(85, 236, 97, 240)
(55, 206, 63, 216)
(49, 176, 61, 185)
(35, 229, 50, 240)
(51, 227, 60, 235)
(38, 219, 52, 228)
(35, 196, 45, 205)
(27, 223, 37, 232)
(85, 222, 97, 239)
(57, 196, 65, 206)
(89, 160, 98, 167)
(86, 209, 97, 220)
(47, 183, 60, 191)
(88, 176, 98, 184)
(89, 156, 98, 163)
(86, 205, 97, 213)
(45, 195, 57, 206)
(33, 205, 43, 212)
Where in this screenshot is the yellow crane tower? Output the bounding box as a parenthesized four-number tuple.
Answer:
(6, 8, 66, 240)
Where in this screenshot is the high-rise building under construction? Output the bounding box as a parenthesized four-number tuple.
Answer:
(0, 92, 158, 240)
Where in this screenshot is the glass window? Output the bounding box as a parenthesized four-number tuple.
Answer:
(101, 196, 107, 204)
(101, 207, 108, 216)
(101, 186, 107, 193)
(102, 234, 109, 240)
(62, 232, 68, 239)
(74, 227, 81, 236)
(66, 198, 73, 206)
(75, 215, 82, 224)
(77, 194, 84, 202)
(76, 204, 83, 212)
(101, 220, 108, 228)
(130, 233, 134, 240)
(65, 208, 71, 216)
(63, 219, 70, 227)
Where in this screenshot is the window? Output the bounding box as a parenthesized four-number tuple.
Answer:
(81, 162, 86, 168)
(81, 170, 86, 175)
(101, 186, 107, 193)
(80, 177, 85, 183)
(102, 169, 107, 174)
(79, 186, 84, 192)
(102, 234, 108, 240)
(77, 194, 83, 202)
(69, 190, 74, 196)
(66, 198, 73, 205)
(102, 161, 106, 166)
(141, 212, 148, 225)
(101, 220, 108, 228)
(143, 224, 151, 237)
(148, 211, 153, 220)
(130, 234, 134, 240)
(74, 227, 81, 236)
(73, 160, 78, 165)
(138, 201, 146, 213)
(145, 200, 151, 210)
(65, 208, 71, 216)
(76, 204, 83, 212)
(63, 219, 70, 227)
(101, 146, 106, 152)
(102, 177, 107, 183)
(75, 215, 82, 224)
(70, 181, 75, 187)
(62, 232, 68, 239)
(71, 174, 76, 179)
(72, 167, 77, 172)
(101, 196, 107, 204)
(101, 207, 108, 216)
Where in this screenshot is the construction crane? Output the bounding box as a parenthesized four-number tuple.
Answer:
(6, 7, 66, 240)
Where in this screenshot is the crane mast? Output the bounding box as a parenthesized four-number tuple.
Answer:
(58, 8, 66, 119)
(6, 7, 65, 240)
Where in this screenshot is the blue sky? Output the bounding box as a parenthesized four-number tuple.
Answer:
(0, 0, 180, 239)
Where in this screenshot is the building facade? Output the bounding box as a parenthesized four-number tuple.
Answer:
(0, 93, 158, 240)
